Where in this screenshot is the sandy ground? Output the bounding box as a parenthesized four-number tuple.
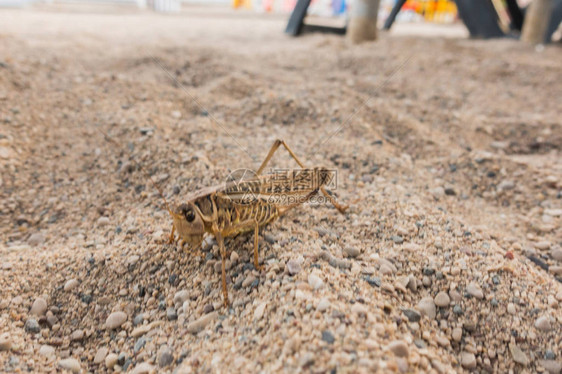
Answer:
(0, 5, 561, 374)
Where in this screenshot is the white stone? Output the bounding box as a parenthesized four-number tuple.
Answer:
(39, 345, 55, 357)
(105, 353, 118, 369)
(386, 340, 409, 357)
(434, 291, 450, 307)
(30, 297, 47, 316)
(466, 282, 484, 299)
(417, 297, 436, 319)
(58, 358, 81, 373)
(64, 279, 79, 292)
(105, 311, 127, 329)
(174, 290, 189, 305)
(461, 352, 476, 369)
(534, 315, 553, 332)
(94, 347, 108, 364)
(316, 298, 331, 312)
(187, 312, 218, 334)
(308, 274, 324, 290)
(254, 302, 267, 320)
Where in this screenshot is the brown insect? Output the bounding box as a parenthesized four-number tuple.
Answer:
(167, 139, 347, 306)
(99, 132, 347, 307)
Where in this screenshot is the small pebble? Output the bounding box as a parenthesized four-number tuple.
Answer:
(316, 298, 330, 312)
(535, 241, 551, 251)
(507, 303, 516, 314)
(0, 334, 11, 351)
(134, 337, 146, 353)
(30, 297, 48, 316)
(94, 347, 108, 364)
(509, 343, 529, 366)
(286, 259, 301, 275)
(166, 307, 178, 321)
(343, 246, 361, 258)
(64, 279, 79, 292)
(321, 330, 335, 344)
(28, 232, 45, 246)
(158, 346, 174, 367)
(131, 325, 150, 338)
(174, 290, 189, 305)
(25, 319, 40, 333)
(417, 297, 436, 319)
(551, 248, 562, 262)
(461, 351, 476, 369)
(105, 311, 127, 329)
(534, 315, 552, 332)
(434, 291, 450, 307)
(539, 360, 562, 374)
(391, 235, 404, 244)
(39, 345, 55, 357)
(387, 340, 409, 357)
(58, 358, 81, 373)
(452, 327, 462, 342)
(187, 312, 218, 334)
(466, 282, 484, 299)
(308, 274, 324, 290)
(131, 362, 155, 374)
(403, 309, 421, 323)
(105, 353, 118, 369)
(133, 314, 144, 326)
(70, 329, 84, 341)
(254, 302, 267, 320)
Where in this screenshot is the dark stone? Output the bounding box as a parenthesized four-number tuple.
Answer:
(123, 358, 132, 371)
(423, 267, 435, 276)
(25, 319, 40, 333)
(444, 187, 456, 196)
(402, 309, 421, 322)
(545, 350, 556, 360)
(117, 353, 126, 366)
(168, 274, 178, 285)
(203, 304, 214, 314)
(81, 294, 93, 304)
(365, 276, 381, 287)
(414, 339, 426, 349)
(453, 305, 463, 315)
(133, 314, 144, 326)
(166, 307, 178, 321)
(527, 255, 549, 271)
(492, 275, 500, 285)
(158, 347, 174, 367)
(134, 337, 146, 353)
(321, 330, 335, 344)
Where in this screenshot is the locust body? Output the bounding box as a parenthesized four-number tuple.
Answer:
(169, 139, 347, 306)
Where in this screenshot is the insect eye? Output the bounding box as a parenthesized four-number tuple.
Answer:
(184, 209, 196, 223)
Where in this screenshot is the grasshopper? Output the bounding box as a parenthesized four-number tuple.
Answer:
(167, 139, 348, 306)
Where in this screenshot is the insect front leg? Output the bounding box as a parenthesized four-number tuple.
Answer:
(252, 220, 263, 271)
(215, 232, 229, 307)
(168, 224, 176, 244)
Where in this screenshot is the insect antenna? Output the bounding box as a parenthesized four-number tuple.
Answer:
(95, 126, 173, 216)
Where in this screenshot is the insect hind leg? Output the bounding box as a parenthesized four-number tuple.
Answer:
(256, 139, 307, 175)
(256, 139, 348, 214)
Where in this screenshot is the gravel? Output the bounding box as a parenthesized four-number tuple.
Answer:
(1, 8, 561, 374)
